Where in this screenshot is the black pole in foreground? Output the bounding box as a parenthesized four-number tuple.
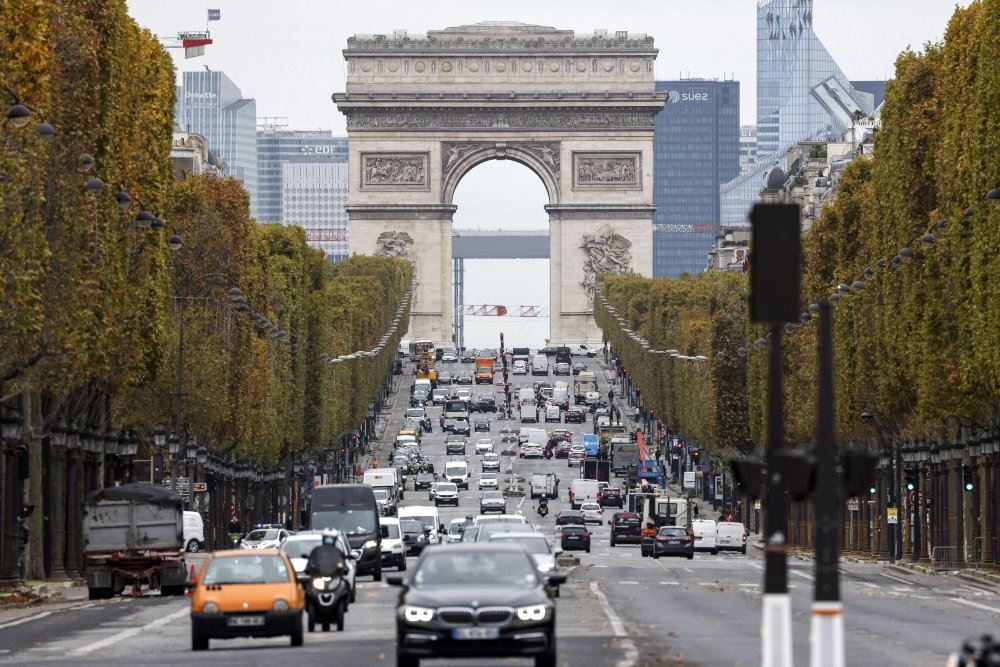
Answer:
(811, 302, 844, 665)
(764, 323, 788, 596)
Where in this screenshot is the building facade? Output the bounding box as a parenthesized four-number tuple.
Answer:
(652, 79, 740, 278)
(174, 70, 258, 216)
(739, 124, 757, 171)
(256, 129, 349, 260)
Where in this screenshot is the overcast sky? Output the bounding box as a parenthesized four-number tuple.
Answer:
(128, 0, 966, 132)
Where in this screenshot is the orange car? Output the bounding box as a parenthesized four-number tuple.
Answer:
(189, 549, 305, 651)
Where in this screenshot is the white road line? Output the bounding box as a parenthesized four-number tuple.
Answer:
(70, 607, 188, 656)
(861, 582, 881, 589)
(617, 581, 639, 585)
(683, 567, 694, 574)
(950, 598, 1000, 615)
(960, 583, 995, 596)
(790, 570, 815, 581)
(879, 572, 912, 585)
(589, 581, 638, 667)
(738, 583, 759, 588)
(659, 581, 679, 585)
(0, 611, 51, 630)
(748, 562, 763, 571)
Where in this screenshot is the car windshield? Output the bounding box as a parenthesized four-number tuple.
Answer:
(400, 520, 423, 535)
(406, 409, 423, 417)
(660, 527, 687, 536)
(310, 510, 376, 536)
(383, 523, 401, 539)
(372, 488, 390, 500)
(446, 466, 466, 475)
(245, 529, 279, 541)
(403, 515, 435, 531)
(481, 472, 497, 479)
(491, 535, 551, 555)
(483, 491, 503, 499)
(438, 483, 457, 492)
(204, 555, 289, 585)
(413, 550, 539, 588)
(448, 522, 464, 535)
(280, 538, 322, 559)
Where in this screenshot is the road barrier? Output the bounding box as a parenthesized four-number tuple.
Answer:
(930, 546, 960, 571)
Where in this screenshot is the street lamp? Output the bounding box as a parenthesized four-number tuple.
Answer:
(153, 425, 167, 449)
(167, 435, 180, 456)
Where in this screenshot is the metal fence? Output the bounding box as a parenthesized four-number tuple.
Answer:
(930, 546, 961, 571)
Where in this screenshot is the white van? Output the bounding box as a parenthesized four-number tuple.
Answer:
(531, 355, 548, 376)
(569, 479, 600, 509)
(444, 459, 470, 490)
(398, 505, 443, 544)
(183, 511, 205, 552)
(517, 387, 535, 404)
(692, 519, 719, 555)
(716, 522, 747, 554)
(398, 339, 412, 359)
(520, 399, 538, 423)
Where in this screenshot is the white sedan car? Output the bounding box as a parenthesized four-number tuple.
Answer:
(475, 438, 495, 455)
(580, 502, 604, 524)
(478, 471, 499, 490)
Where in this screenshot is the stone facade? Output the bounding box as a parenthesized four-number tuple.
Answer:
(333, 22, 666, 344)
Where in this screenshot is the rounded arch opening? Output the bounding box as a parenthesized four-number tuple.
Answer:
(452, 160, 550, 350)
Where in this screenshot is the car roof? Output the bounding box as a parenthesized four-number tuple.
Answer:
(380, 517, 401, 526)
(211, 548, 282, 558)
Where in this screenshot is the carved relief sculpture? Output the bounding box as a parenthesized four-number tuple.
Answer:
(579, 225, 633, 298)
(441, 141, 561, 184)
(361, 152, 429, 190)
(573, 152, 641, 190)
(373, 231, 415, 260)
(346, 111, 655, 132)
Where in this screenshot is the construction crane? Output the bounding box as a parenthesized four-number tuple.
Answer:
(460, 305, 548, 317)
(159, 31, 214, 58)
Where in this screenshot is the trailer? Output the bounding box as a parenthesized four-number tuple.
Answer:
(83, 484, 188, 599)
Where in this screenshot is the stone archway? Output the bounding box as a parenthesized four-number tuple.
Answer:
(333, 22, 667, 345)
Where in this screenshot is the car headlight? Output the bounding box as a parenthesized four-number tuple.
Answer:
(403, 606, 435, 623)
(537, 562, 554, 573)
(202, 601, 220, 614)
(273, 598, 289, 612)
(516, 604, 551, 621)
(362, 540, 378, 550)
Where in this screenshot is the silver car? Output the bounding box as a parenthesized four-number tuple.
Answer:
(487, 531, 561, 574)
(479, 490, 507, 514)
(478, 471, 499, 490)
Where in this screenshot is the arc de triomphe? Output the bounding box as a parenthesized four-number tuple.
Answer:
(333, 22, 666, 345)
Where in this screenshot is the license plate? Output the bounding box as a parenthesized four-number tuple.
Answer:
(668, 540, 681, 545)
(565, 536, 580, 541)
(227, 615, 265, 627)
(453, 627, 500, 640)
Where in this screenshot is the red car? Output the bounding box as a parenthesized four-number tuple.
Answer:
(563, 408, 586, 424)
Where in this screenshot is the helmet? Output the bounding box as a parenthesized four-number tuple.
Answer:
(321, 528, 338, 546)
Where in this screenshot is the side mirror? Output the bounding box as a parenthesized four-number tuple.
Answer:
(439, 523, 446, 534)
(546, 572, 568, 586)
(380, 525, 390, 538)
(350, 549, 362, 560)
(385, 574, 405, 586)
(554, 547, 563, 556)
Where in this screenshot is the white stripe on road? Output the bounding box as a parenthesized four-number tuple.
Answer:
(617, 581, 638, 585)
(659, 581, 679, 585)
(70, 607, 188, 656)
(950, 598, 1000, 615)
(790, 570, 815, 581)
(683, 567, 694, 574)
(879, 573, 912, 585)
(589, 581, 638, 667)
(748, 562, 763, 571)
(861, 582, 881, 589)
(0, 611, 51, 630)
(960, 583, 995, 596)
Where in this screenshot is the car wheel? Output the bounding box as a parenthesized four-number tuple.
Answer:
(535, 635, 557, 667)
(307, 604, 316, 632)
(397, 651, 420, 667)
(191, 631, 208, 652)
(186, 539, 201, 553)
(290, 620, 304, 647)
(741, 545, 747, 555)
(373, 562, 383, 582)
(653, 552, 660, 560)
(712, 549, 718, 556)
(687, 553, 694, 560)
(610, 539, 616, 547)
(586, 546, 591, 553)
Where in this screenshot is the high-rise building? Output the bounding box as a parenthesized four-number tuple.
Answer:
(721, 0, 876, 225)
(174, 70, 258, 215)
(739, 125, 757, 171)
(651, 79, 740, 278)
(256, 128, 349, 260)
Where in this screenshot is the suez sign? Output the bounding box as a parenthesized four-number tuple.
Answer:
(667, 90, 710, 103)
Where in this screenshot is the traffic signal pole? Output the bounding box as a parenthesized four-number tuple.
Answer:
(811, 302, 844, 667)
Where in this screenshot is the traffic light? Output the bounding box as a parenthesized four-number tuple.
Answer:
(690, 449, 701, 464)
(868, 483, 877, 496)
(904, 475, 916, 492)
(843, 450, 881, 498)
(963, 466, 974, 492)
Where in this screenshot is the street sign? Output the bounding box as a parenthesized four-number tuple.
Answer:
(887, 508, 898, 524)
(847, 499, 859, 512)
(714, 475, 723, 501)
(682, 471, 695, 490)
(192, 482, 207, 492)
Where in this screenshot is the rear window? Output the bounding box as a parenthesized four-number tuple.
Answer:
(204, 555, 289, 585)
(562, 526, 587, 535)
(614, 514, 640, 525)
(659, 527, 687, 537)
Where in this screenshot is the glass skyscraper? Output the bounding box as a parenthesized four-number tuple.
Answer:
(175, 70, 258, 216)
(257, 129, 349, 260)
(652, 80, 740, 278)
(721, 0, 875, 225)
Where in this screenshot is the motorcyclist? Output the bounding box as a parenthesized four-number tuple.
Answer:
(537, 497, 549, 516)
(306, 529, 349, 580)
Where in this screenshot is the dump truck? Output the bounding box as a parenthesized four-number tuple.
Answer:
(573, 371, 598, 404)
(82, 483, 188, 599)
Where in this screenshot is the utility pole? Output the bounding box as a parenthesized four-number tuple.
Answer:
(811, 302, 843, 666)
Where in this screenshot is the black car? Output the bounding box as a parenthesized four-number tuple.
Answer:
(414, 472, 435, 490)
(599, 488, 624, 509)
(389, 544, 564, 667)
(652, 526, 694, 559)
(470, 395, 497, 413)
(554, 510, 586, 527)
(609, 512, 642, 547)
(456, 372, 474, 385)
(442, 418, 457, 433)
(452, 419, 471, 436)
(437, 372, 453, 385)
(400, 519, 428, 555)
(538, 346, 557, 356)
(559, 525, 591, 553)
(571, 362, 587, 375)
(474, 418, 490, 432)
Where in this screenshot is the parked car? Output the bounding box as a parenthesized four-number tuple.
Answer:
(652, 526, 695, 559)
(559, 525, 591, 553)
(183, 511, 205, 553)
(716, 522, 748, 554)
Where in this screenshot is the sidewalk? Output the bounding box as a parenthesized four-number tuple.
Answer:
(0, 580, 89, 623)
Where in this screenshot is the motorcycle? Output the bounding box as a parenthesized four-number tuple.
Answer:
(537, 500, 549, 517)
(304, 551, 350, 632)
(543, 447, 553, 460)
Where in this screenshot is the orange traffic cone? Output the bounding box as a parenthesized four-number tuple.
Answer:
(185, 564, 196, 597)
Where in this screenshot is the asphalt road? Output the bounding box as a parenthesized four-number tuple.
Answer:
(2, 355, 999, 665)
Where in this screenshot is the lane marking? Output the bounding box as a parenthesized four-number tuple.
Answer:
(70, 606, 188, 656)
(950, 598, 1000, 615)
(0, 611, 51, 630)
(589, 581, 638, 667)
(790, 570, 815, 581)
(617, 581, 638, 585)
(959, 583, 995, 596)
(861, 582, 881, 589)
(659, 581, 679, 585)
(683, 567, 694, 574)
(879, 572, 912, 585)
(748, 562, 763, 571)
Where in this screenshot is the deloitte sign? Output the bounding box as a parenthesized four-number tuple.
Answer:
(667, 90, 710, 103)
